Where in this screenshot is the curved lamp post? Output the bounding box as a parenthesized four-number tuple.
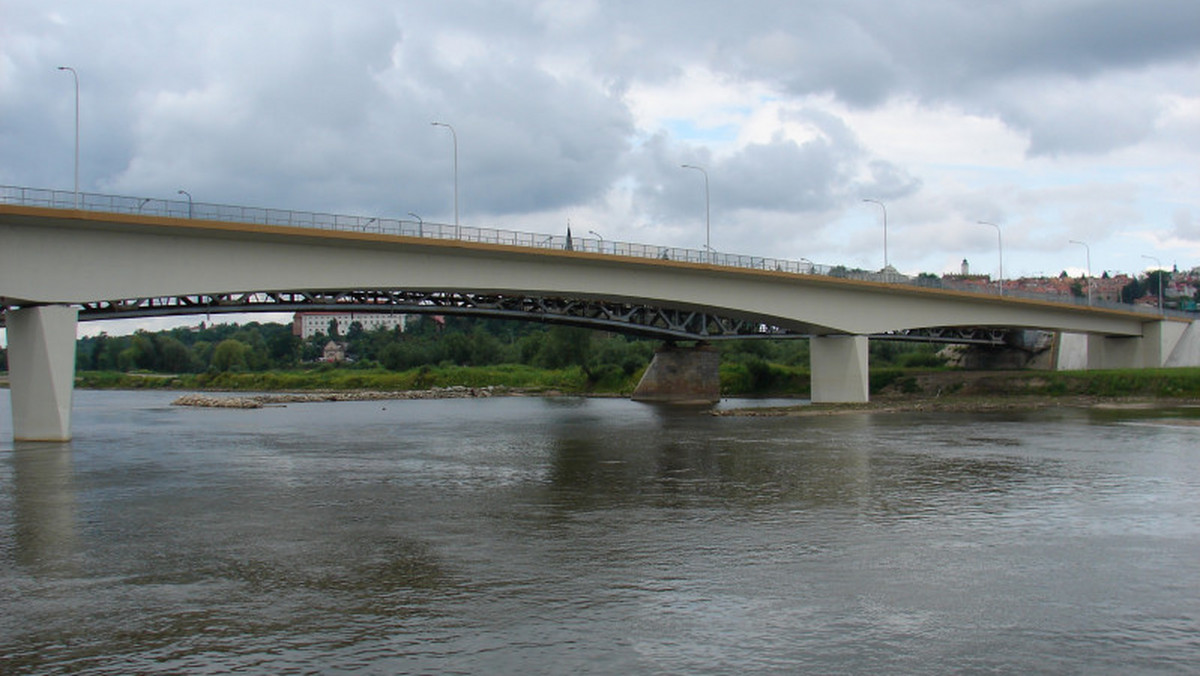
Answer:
(431, 121, 459, 237)
(680, 164, 710, 263)
(863, 199, 888, 279)
(177, 189, 193, 219)
(977, 221, 1003, 295)
(588, 229, 605, 254)
(408, 212, 423, 238)
(1069, 239, 1091, 305)
(57, 66, 79, 208)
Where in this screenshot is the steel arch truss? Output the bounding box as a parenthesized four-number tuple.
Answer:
(4, 289, 1012, 345)
(67, 290, 797, 341)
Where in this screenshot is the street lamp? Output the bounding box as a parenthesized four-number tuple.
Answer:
(588, 230, 605, 254)
(57, 66, 79, 208)
(863, 199, 888, 279)
(1142, 254, 1164, 314)
(408, 212, 423, 237)
(680, 164, 710, 263)
(977, 221, 1003, 295)
(178, 189, 193, 219)
(1069, 239, 1091, 305)
(431, 121, 459, 237)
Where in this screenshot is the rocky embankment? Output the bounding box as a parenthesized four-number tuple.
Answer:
(172, 386, 508, 409)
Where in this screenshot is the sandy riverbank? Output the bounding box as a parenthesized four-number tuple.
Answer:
(171, 385, 519, 409)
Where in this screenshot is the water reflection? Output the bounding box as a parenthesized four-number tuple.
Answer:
(2, 392, 1197, 675)
(11, 442, 80, 576)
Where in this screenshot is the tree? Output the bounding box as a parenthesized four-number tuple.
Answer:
(266, 329, 300, 368)
(1120, 278, 1144, 304)
(129, 332, 158, 370)
(117, 346, 140, 372)
(1145, 270, 1171, 302)
(211, 339, 250, 372)
(192, 340, 214, 370)
(535, 326, 592, 370)
(231, 327, 269, 370)
(157, 336, 195, 373)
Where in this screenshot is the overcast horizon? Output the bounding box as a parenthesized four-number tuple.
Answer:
(3, 0, 1199, 340)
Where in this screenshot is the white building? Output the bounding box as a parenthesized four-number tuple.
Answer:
(292, 312, 407, 338)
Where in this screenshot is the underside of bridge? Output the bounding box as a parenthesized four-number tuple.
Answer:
(0, 288, 1027, 440)
(2, 288, 1019, 345)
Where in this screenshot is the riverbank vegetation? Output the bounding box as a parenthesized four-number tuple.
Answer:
(3, 317, 1199, 400)
(59, 316, 958, 396)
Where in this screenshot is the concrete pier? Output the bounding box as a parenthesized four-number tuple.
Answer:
(7, 305, 78, 441)
(811, 334, 869, 403)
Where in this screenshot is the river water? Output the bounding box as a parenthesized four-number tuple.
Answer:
(1, 390, 1198, 674)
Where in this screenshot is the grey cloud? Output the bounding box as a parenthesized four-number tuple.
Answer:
(629, 108, 919, 223)
(20, 1, 634, 221)
(1174, 208, 1200, 240)
(1018, 95, 1160, 157)
(674, 1, 1200, 153)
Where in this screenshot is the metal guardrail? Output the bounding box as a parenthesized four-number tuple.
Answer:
(1, 184, 1190, 320)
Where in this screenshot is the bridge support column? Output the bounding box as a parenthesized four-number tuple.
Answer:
(7, 305, 78, 442)
(1165, 321, 1200, 367)
(1086, 321, 1185, 370)
(811, 335, 869, 403)
(631, 343, 720, 405)
(1087, 334, 1143, 370)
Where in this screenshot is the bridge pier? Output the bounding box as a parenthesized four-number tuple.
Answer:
(6, 305, 78, 441)
(1086, 320, 1190, 370)
(631, 343, 720, 404)
(811, 335, 869, 403)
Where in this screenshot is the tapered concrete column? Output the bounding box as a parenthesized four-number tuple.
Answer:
(7, 305, 78, 441)
(1145, 320, 1187, 367)
(811, 334, 869, 403)
(1087, 321, 1190, 370)
(632, 343, 720, 404)
(1054, 332, 1088, 371)
(1087, 334, 1142, 370)
(1165, 321, 1200, 367)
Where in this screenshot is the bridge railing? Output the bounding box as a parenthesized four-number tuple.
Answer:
(1, 184, 1189, 319)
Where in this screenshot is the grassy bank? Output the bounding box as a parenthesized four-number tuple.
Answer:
(871, 367, 1200, 400)
(47, 365, 1200, 401)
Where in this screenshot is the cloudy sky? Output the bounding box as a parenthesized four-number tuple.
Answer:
(4, 0, 1199, 336)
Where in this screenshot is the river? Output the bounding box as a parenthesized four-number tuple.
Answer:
(2, 390, 1198, 674)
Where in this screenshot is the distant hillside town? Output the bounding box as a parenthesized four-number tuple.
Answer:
(937, 260, 1198, 311)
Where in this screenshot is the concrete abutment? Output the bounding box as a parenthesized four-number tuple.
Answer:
(1054, 321, 1199, 371)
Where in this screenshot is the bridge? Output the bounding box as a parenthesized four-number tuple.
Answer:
(3, 186, 1197, 441)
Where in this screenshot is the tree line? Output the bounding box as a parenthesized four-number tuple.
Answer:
(0, 315, 948, 396)
(70, 316, 665, 377)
